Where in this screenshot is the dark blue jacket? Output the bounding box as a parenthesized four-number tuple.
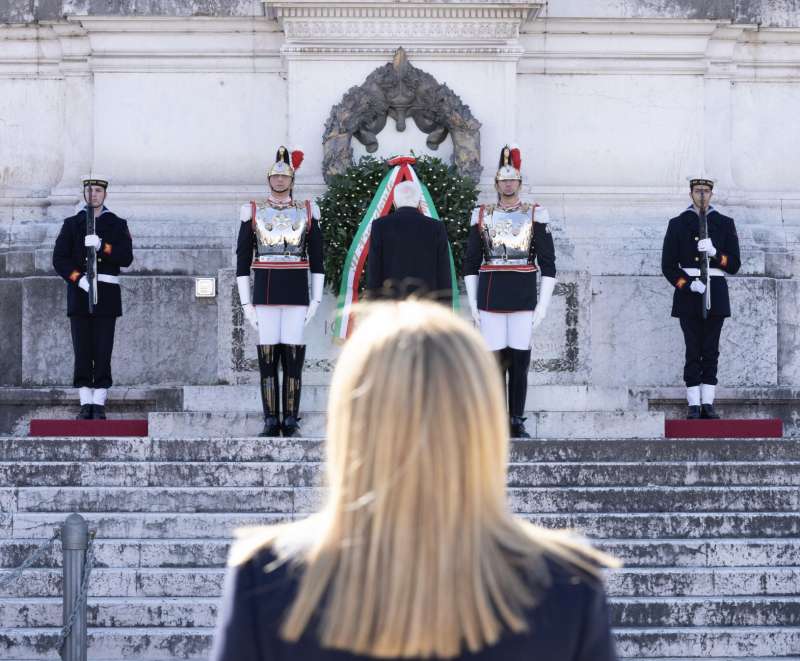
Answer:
(211, 546, 616, 661)
(661, 207, 741, 318)
(52, 208, 133, 317)
(367, 207, 453, 304)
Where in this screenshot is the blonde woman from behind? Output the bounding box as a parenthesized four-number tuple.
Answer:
(212, 300, 620, 660)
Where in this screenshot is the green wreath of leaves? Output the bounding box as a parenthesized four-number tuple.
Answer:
(318, 155, 479, 292)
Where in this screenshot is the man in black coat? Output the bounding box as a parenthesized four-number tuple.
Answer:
(52, 175, 134, 419)
(367, 181, 452, 304)
(661, 176, 741, 419)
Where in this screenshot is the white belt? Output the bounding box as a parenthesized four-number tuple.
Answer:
(97, 274, 120, 285)
(683, 268, 725, 278)
(256, 255, 304, 263)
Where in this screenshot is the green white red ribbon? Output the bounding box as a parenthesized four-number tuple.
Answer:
(333, 156, 459, 340)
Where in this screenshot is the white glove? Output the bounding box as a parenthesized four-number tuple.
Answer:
(236, 276, 259, 332)
(697, 238, 717, 257)
(84, 234, 101, 250)
(78, 276, 89, 292)
(464, 275, 480, 326)
(305, 273, 325, 326)
(305, 299, 320, 326)
(532, 276, 556, 329)
(689, 279, 706, 294)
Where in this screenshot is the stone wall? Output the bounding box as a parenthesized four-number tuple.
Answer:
(1, 0, 799, 392)
(0, 268, 792, 390)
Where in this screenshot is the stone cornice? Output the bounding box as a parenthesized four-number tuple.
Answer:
(264, 1, 542, 53)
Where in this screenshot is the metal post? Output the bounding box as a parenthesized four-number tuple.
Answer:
(61, 514, 88, 661)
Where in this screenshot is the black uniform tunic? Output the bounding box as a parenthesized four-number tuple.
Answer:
(463, 204, 556, 312)
(236, 202, 324, 307)
(52, 207, 133, 389)
(661, 206, 741, 318)
(52, 208, 134, 317)
(661, 205, 741, 387)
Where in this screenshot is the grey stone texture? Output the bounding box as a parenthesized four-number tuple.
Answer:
(0, 386, 180, 435)
(0, 280, 22, 386)
(20, 276, 218, 386)
(591, 275, 778, 388)
(3, 0, 799, 25)
(1, 436, 799, 660)
(0, 0, 263, 22)
(542, 0, 800, 27)
(778, 279, 800, 386)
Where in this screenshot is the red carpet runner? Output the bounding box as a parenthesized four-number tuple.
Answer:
(666, 418, 783, 439)
(29, 419, 148, 437)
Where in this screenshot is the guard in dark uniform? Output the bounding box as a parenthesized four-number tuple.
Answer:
(52, 174, 134, 419)
(366, 180, 452, 303)
(236, 147, 325, 437)
(661, 176, 741, 419)
(464, 145, 557, 438)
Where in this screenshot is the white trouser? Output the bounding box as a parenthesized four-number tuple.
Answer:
(255, 305, 307, 345)
(479, 310, 534, 351)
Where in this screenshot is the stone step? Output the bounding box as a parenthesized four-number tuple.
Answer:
(643, 386, 800, 437)
(0, 627, 797, 660)
(608, 596, 800, 627)
(1, 567, 797, 599)
(0, 387, 181, 437)
(6, 512, 800, 540)
(182, 384, 638, 413)
(614, 628, 800, 658)
(2, 596, 797, 629)
(5, 460, 800, 487)
(5, 485, 799, 515)
(3, 538, 798, 570)
(4, 438, 799, 463)
(147, 410, 666, 439)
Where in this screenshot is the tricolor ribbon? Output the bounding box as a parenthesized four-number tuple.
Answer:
(333, 156, 460, 340)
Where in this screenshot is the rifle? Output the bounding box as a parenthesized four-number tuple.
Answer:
(698, 191, 711, 319)
(85, 205, 98, 313)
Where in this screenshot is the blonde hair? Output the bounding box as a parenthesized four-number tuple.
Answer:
(230, 300, 619, 657)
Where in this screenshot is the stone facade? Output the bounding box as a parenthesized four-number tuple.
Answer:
(1, 0, 799, 397)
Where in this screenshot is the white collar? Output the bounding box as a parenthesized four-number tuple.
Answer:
(77, 204, 110, 216)
(686, 204, 715, 216)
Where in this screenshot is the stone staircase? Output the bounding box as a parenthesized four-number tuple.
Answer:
(149, 381, 665, 438)
(1, 436, 799, 659)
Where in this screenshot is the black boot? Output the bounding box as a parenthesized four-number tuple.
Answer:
(686, 405, 702, 419)
(493, 348, 512, 405)
(280, 344, 306, 437)
(76, 404, 93, 420)
(91, 405, 106, 420)
(700, 404, 720, 419)
(508, 348, 532, 438)
(256, 345, 281, 437)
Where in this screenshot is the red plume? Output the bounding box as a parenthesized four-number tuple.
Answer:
(510, 144, 522, 171)
(291, 147, 304, 171)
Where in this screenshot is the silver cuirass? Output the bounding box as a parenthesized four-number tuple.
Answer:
(481, 204, 534, 263)
(253, 202, 309, 261)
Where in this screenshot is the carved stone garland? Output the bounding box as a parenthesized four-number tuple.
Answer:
(322, 48, 482, 184)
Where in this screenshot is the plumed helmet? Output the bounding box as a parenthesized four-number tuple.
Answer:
(495, 144, 522, 182)
(267, 146, 305, 179)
